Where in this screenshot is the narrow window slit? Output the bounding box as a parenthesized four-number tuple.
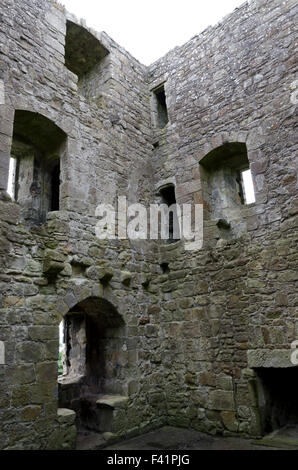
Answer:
(51, 163, 60, 211)
(159, 185, 180, 243)
(241, 168, 256, 204)
(153, 85, 169, 128)
(160, 262, 170, 274)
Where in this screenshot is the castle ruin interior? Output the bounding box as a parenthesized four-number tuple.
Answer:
(0, 0, 297, 450)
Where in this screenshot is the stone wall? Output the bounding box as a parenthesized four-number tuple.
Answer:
(0, 0, 297, 449)
(155, 232, 298, 435)
(0, 0, 162, 449)
(148, 0, 298, 435)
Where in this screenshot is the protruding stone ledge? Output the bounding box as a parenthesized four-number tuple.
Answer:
(57, 408, 76, 425)
(96, 395, 129, 409)
(58, 374, 84, 386)
(43, 249, 66, 275)
(86, 265, 114, 283)
(247, 349, 295, 368)
(207, 390, 235, 411)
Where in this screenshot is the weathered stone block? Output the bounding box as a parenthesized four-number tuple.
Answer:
(21, 405, 41, 421)
(28, 326, 58, 341)
(217, 375, 233, 391)
(199, 371, 216, 387)
(221, 411, 238, 432)
(208, 391, 235, 411)
(43, 249, 66, 275)
(36, 362, 58, 383)
(86, 265, 114, 282)
(11, 386, 30, 407)
(57, 408, 76, 425)
(0, 201, 20, 224)
(16, 342, 43, 363)
(7, 365, 36, 385)
(247, 349, 295, 368)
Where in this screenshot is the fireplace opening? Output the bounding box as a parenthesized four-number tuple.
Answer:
(255, 367, 298, 435)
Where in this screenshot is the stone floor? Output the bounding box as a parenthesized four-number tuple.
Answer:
(77, 425, 298, 450)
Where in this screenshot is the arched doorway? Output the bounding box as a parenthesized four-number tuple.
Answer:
(58, 297, 128, 433)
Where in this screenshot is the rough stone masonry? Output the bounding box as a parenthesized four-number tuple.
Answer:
(0, 0, 297, 450)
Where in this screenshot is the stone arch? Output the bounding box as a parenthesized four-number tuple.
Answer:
(55, 282, 124, 323)
(12, 104, 71, 137)
(198, 129, 266, 162)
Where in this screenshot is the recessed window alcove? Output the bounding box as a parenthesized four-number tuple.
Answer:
(8, 110, 67, 227)
(58, 297, 128, 433)
(65, 20, 110, 101)
(200, 142, 256, 236)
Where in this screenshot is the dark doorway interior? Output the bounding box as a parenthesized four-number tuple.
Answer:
(51, 163, 60, 211)
(159, 185, 180, 243)
(255, 367, 298, 435)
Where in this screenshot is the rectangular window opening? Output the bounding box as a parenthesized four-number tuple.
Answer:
(154, 85, 169, 129)
(58, 320, 65, 376)
(159, 185, 180, 243)
(241, 168, 256, 204)
(7, 157, 16, 200)
(160, 185, 176, 207)
(51, 162, 60, 212)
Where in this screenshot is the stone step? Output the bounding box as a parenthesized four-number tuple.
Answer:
(77, 394, 129, 434)
(96, 394, 129, 409)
